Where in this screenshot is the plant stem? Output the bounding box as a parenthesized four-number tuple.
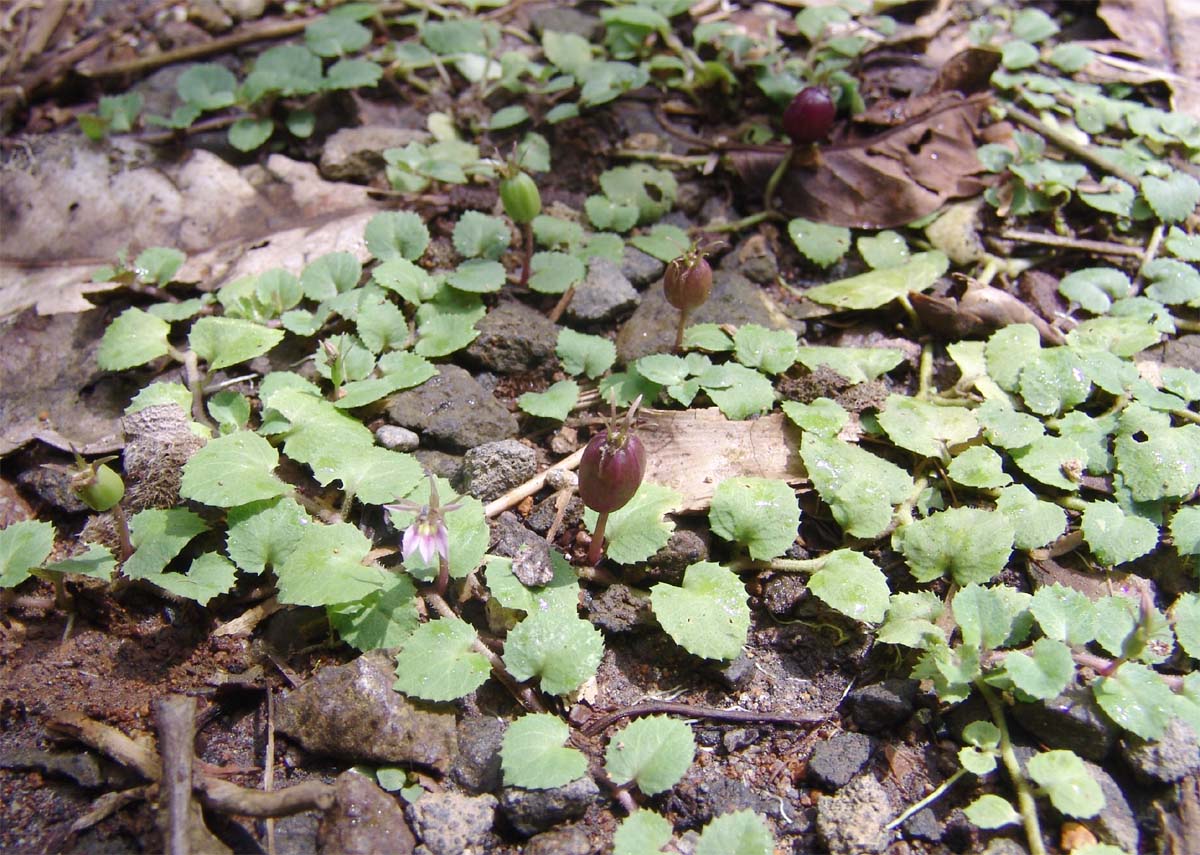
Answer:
(519, 222, 534, 288)
(547, 285, 576, 324)
(976, 680, 1047, 855)
(728, 554, 826, 574)
(433, 553, 450, 598)
(422, 590, 544, 713)
(695, 209, 783, 234)
(112, 503, 134, 562)
(886, 767, 969, 830)
(610, 149, 713, 169)
(170, 348, 216, 430)
(674, 306, 690, 353)
(1005, 104, 1142, 190)
(916, 345, 935, 400)
(588, 512, 610, 566)
(762, 147, 794, 213)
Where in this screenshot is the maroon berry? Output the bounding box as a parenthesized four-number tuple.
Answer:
(782, 86, 835, 144)
(578, 429, 646, 514)
(664, 253, 713, 312)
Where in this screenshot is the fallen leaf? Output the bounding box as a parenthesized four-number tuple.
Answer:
(911, 279, 1066, 344)
(637, 408, 804, 512)
(1093, 0, 1200, 119)
(730, 93, 991, 228)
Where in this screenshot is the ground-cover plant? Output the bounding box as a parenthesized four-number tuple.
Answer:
(10, 1, 1200, 852)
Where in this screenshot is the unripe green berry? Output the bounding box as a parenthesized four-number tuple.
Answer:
(500, 171, 542, 225)
(578, 429, 646, 514)
(73, 463, 125, 512)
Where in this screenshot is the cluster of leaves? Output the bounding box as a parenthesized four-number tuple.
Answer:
(82, 5, 385, 150)
(18, 1, 1198, 852)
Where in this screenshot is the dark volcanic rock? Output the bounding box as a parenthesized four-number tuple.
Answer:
(385, 365, 518, 451)
(451, 715, 506, 794)
(406, 792, 497, 855)
(845, 679, 918, 733)
(1011, 683, 1116, 762)
(275, 652, 457, 772)
(808, 731, 874, 789)
(465, 300, 559, 374)
(499, 777, 600, 837)
(317, 770, 415, 855)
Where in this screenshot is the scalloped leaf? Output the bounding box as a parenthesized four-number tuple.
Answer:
(894, 508, 1014, 585)
(394, 617, 491, 702)
(502, 608, 604, 696)
(0, 520, 55, 588)
(808, 549, 890, 623)
(651, 562, 750, 661)
(180, 431, 289, 507)
(605, 716, 696, 795)
(273, 521, 386, 606)
(694, 811, 775, 855)
(97, 308, 171, 371)
(709, 477, 799, 561)
(800, 434, 912, 538)
(500, 713, 588, 789)
(583, 482, 680, 565)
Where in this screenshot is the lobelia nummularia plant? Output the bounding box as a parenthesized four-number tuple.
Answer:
(578, 396, 648, 565)
(663, 244, 714, 352)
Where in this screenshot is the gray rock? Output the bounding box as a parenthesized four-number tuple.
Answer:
(531, 6, 602, 39)
(273, 812, 322, 855)
(461, 441, 537, 503)
(1081, 758, 1139, 853)
(762, 574, 807, 618)
(275, 652, 457, 773)
(376, 425, 420, 452)
(981, 840, 1028, 855)
(639, 530, 707, 584)
(465, 301, 559, 374)
(489, 512, 555, 585)
(407, 792, 497, 855)
(16, 465, 87, 512)
(585, 584, 653, 633)
(665, 767, 775, 827)
(566, 257, 639, 323)
(413, 449, 462, 481)
(815, 774, 893, 855)
(499, 777, 600, 837)
(808, 731, 874, 789)
(451, 715, 506, 794)
(621, 245, 666, 287)
(1011, 684, 1116, 762)
(709, 652, 756, 691)
(616, 270, 794, 364)
(320, 126, 429, 181)
(902, 807, 942, 842)
(720, 233, 779, 285)
(523, 825, 594, 855)
(526, 494, 583, 535)
(386, 365, 518, 451)
(845, 680, 918, 734)
(1120, 718, 1200, 783)
(317, 770, 415, 855)
(721, 728, 762, 753)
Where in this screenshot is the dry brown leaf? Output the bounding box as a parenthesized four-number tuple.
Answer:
(729, 93, 991, 229)
(637, 408, 804, 512)
(1094, 0, 1200, 119)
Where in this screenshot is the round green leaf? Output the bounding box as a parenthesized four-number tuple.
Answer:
(180, 431, 288, 507)
(394, 617, 491, 702)
(97, 308, 170, 371)
(650, 562, 750, 661)
(895, 507, 1015, 585)
(366, 211, 430, 262)
(500, 713, 588, 789)
(1026, 749, 1105, 818)
(605, 716, 696, 795)
(808, 549, 890, 623)
(709, 478, 799, 561)
(502, 608, 604, 696)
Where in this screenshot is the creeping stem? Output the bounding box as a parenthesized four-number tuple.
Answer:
(977, 681, 1047, 855)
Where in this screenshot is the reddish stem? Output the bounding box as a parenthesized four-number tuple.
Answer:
(587, 511, 610, 566)
(673, 306, 691, 353)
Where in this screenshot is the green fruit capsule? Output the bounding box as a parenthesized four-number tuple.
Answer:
(500, 171, 542, 225)
(74, 464, 126, 512)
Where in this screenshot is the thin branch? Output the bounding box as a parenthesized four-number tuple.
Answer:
(196, 778, 336, 818)
(1005, 104, 1142, 190)
(485, 446, 586, 518)
(155, 695, 197, 855)
(998, 229, 1143, 258)
(581, 700, 829, 737)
